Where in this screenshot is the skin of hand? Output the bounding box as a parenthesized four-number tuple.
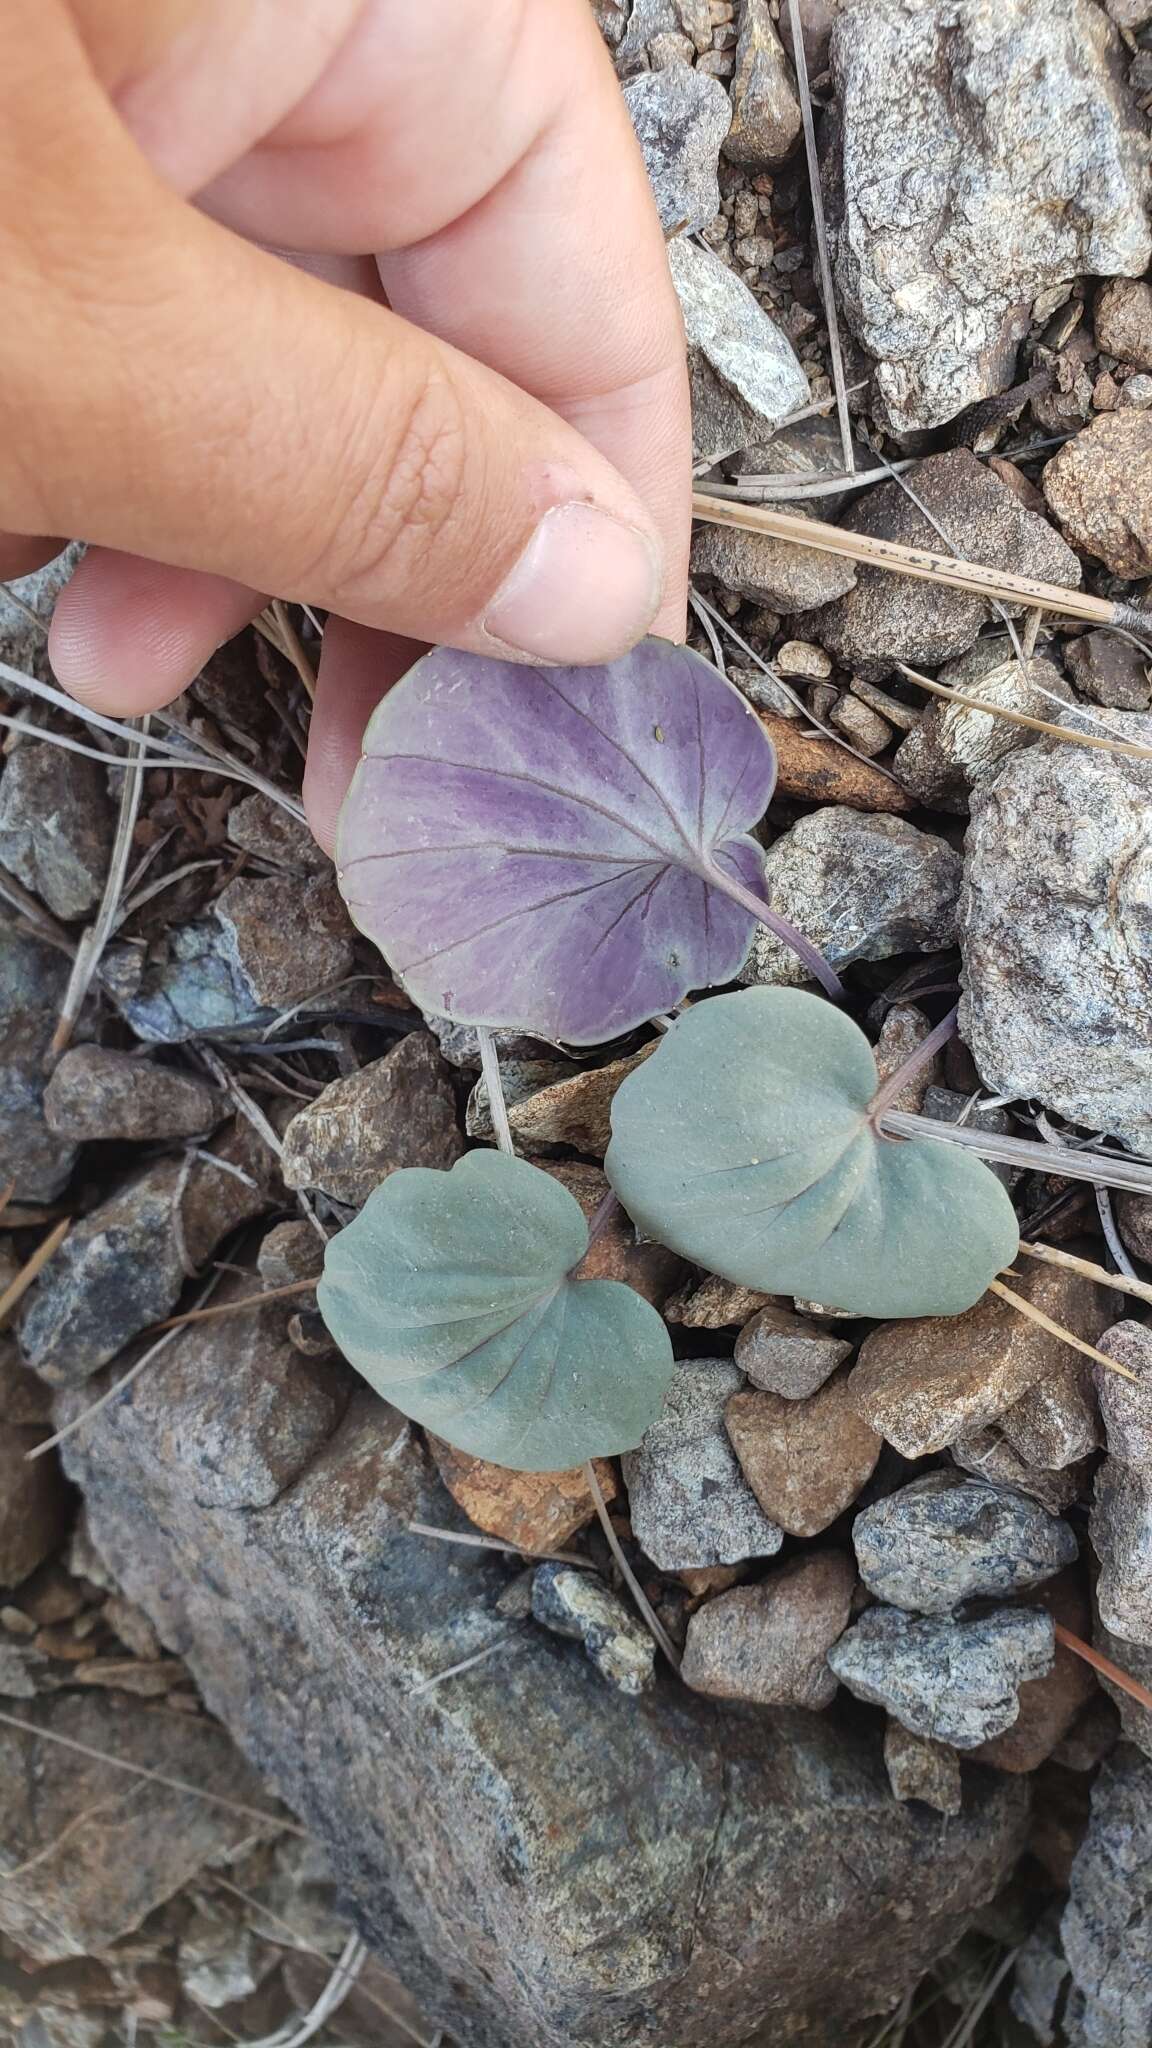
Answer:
(0, 0, 691, 848)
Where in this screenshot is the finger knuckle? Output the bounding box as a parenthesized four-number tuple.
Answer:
(323, 366, 471, 603)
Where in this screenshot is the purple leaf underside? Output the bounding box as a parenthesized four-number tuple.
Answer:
(336, 640, 777, 1044)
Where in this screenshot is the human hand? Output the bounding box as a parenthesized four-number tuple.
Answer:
(1, 0, 690, 846)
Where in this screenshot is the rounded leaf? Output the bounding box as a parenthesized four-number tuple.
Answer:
(605, 989, 1020, 1319)
(318, 1149, 675, 1470)
(334, 638, 775, 1044)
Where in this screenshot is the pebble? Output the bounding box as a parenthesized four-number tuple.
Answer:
(778, 0, 843, 75)
(754, 710, 916, 812)
(1064, 631, 1151, 711)
(0, 742, 113, 922)
(828, 1604, 1055, 1748)
(1119, 372, 1152, 410)
(848, 1265, 1112, 1460)
(972, 1571, 1098, 1775)
(775, 639, 831, 681)
(950, 1429, 1090, 1517)
(805, 451, 1081, 681)
(648, 29, 697, 65)
(622, 1358, 783, 1570)
(893, 639, 1072, 812)
(0, 914, 79, 1202)
(825, 0, 1151, 432)
(214, 873, 356, 1011)
(998, 1353, 1102, 1472)
(691, 515, 856, 612)
(43, 1046, 224, 1143)
(883, 1721, 962, 1816)
(1096, 1323, 1152, 1470)
(727, 665, 800, 718)
(740, 807, 961, 989)
(623, 66, 732, 233)
(1116, 1193, 1152, 1265)
(725, 1374, 882, 1537)
(541, 1161, 683, 1307)
(852, 1472, 1078, 1615)
(1010, 1912, 1070, 2047)
(669, 235, 809, 462)
(872, 1003, 940, 1115)
(1094, 278, 1152, 374)
(1044, 412, 1152, 577)
(723, 0, 801, 165)
(848, 675, 921, 733)
(1091, 1460, 1152, 1647)
(959, 724, 1152, 1151)
(281, 1030, 463, 1207)
(663, 1274, 777, 1328)
(681, 1550, 855, 1707)
(531, 1564, 655, 1696)
(480, 1046, 652, 1159)
(0, 1427, 71, 1589)
(1062, 1745, 1152, 2048)
(734, 1302, 852, 1400)
(105, 922, 276, 1043)
(829, 693, 892, 757)
(465, 1056, 579, 1144)
(429, 1441, 617, 1552)
(226, 792, 330, 873)
(257, 1220, 325, 1290)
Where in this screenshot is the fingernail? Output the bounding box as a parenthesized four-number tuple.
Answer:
(482, 503, 663, 663)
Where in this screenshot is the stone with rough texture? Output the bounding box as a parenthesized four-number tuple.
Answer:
(624, 67, 731, 233)
(429, 1441, 617, 1552)
(466, 1056, 580, 1144)
(755, 711, 917, 813)
(0, 743, 113, 922)
(1065, 631, 1151, 712)
(43, 1045, 224, 1142)
(724, 0, 800, 165)
(540, 1161, 683, 1308)
(971, 1571, 1097, 1775)
(0, 1693, 282, 1963)
(950, 1429, 1089, 1516)
(959, 729, 1152, 1152)
(734, 1303, 852, 1400)
(1095, 278, 1152, 373)
(104, 921, 274, 1042)
(740, 808, 961, 989)
(829, 1605, 1055, 1748)
(21, 1138, 272, 1384)
(1044, 413, 1152, 577)
(257, 1220, 325, 1289)
(226, 791, 330, 873)
(883, 1721, 962, 1816)
(1116, 1193, 1152, 1265)
(669, 236, 810, 463)
(1091, 1459, 1152, 1647)
(893, 640, 1072, 812)
(681, 1551, 855, 1708)
(624, 1359, 783, 1570)
(872, 1004, 939, 1115)
(0, 915, 78, 1202)
(998, 1353, 1102, 1471)
(0, 1425, 71, 1587)
(664, 1274, 776, 1329)
(852, 1472, 1077, 1615)
(726, 1375, 882, 1538)
(214, 874, 356, 1010)
(531, 1564, 655, 1696)
(486, 1047, 652, 1158)
(849, 1265, 1111, 1459)
(779, 0, 844, 74)
(58, 1353, 1030, 2048)
(1093, 1616, 1152, 1761)
(281, 1030, 462, 1207)
(1097, 1323, 1152, 1469)
(825, 0, 1151, 432)
(1062, 1745, 1152, 2048)
(0, 546, 82, 678)
(806, 452, 1081, 680)
(692, 517, 856, 613)
(1010, 1912, 1070, 2048)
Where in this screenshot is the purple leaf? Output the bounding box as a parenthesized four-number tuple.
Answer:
(335, 639, 777, 1044)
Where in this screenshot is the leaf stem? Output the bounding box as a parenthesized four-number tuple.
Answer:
(706, 867, 846, 1000)
(582, 1459, 681, 1672)
(477, 1026, 515, 1157)
(868, 1004, 958, 1124)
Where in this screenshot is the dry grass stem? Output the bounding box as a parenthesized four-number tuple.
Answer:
(879, 1109, 1152, 1194)
(409, 1631, 524, 1697)
(1019, 1238, 1152, 1311)
(148, 1277, 318, 1335)
(477, 1026, 515, 1157)
(1054, 1623, 1152, 1714)
(407, 1520, 589, 1568)
(50, 715, 151, 1061)
(269, 600, 317, 701)
(989, 1277, 1139, 1382)
(583, 1458, 681, 1671)
(785, 0, 853, 474)
(898, 663, 1152, 760)
(0, 1216, 70, 1329)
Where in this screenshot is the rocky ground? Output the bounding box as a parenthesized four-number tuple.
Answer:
(2, 1, 1152, 2044)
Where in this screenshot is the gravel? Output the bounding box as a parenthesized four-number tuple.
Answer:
(622, 1358, 783, 1571)
(828, 1604, 1056, 1747)
(851, 1472, 1078, 1614)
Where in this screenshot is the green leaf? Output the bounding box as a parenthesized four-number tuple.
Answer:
(317, 1149, 675, 1470)
(604, 989, 1019, 1319)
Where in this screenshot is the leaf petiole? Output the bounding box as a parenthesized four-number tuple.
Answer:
(703, 864, 846, 1000)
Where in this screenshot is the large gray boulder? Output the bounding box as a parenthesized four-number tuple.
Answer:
(58, 1319, 1028, 2048)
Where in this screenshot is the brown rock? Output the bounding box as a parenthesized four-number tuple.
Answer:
(999, 1353, 1102, 1470)
(755, 711, 917, 813)
(226, 791, 330, 873)
(541, 1161, 683, 1307)
(73, 1657, 188, 1697)
(429, 1440, 617, 1552)
(1117, 1191, 1152, 1265)
(950, 1429, 1091, 1515)
(1043, 413, 1152, 577)
(0, 1333, 52, 1427)
(872, 1003, 940, 1115)
(848, 1263, 1114, 1460)
(883, 1721, 962, 1816)
(677, 1563, 752, 1607)
(214, 872, 356, 1009)
(281, 1030, 463, 1207)
(664, 1274, 777, 1328)
(506, 1046, 654, 1157)
(725, 1375, 881, 1536)
(1065, 630, 1152, 711)
(257, 1220, 325, 1291)
(831, 694, 892, 757)
(0, 741, 114, 923)
(723, 0, 801, 165)
(43, 1046, 224, 1143)
(1094, 278, 1152, 373)
(681, 1550, 855, 1706)
(972, 1572, 1097, 1774)
(0, 1428, 71, 1588)
(734, 1302, 852, 1400)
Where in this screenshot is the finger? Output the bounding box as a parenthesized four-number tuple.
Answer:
(0, 534, 66, 583)
(49, 549, 265, 711)
(302, 616, 421, 853)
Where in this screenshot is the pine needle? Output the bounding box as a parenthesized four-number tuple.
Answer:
(988, 1277, 1138, 1381)
(897, 663, 1152, 760)
(49, 713, 150, 1061)
(1054, 1624, 1152, 1715)
(784, 0, 853, 474)
(583, 1459, 681, 1671)
(0, 1215, 70, 1328)
(1018, 1238, 1152, 1312)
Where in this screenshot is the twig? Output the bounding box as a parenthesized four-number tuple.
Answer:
(938, 1948, 1018, 2048)
(243, 1931, 366, 2048)
(406, 1520, 590, 1568)
(988, 1277, 1138, 1382)
(879, 1110, 1152, 1195)
(716, 459, 916, 500)
(582, 1458, 681, 1671)
(0, 870, 76, 956)
(1054, 1623, 1152, 1714)
(477, 1026, 514, 1157)
(0, 1216, 70, 1328)
(49, 714, 150, 1060)
(199, 1046, 328, 1243)
(897, 664, 1152, 761)
(784, 0, 852, 474)
(147, 1276, 317, 1334)
(1018, 1238, 1152, 1311)
(408, 1630, 523, 1696)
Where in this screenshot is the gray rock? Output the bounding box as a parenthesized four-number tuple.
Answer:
(883, 1721, 962, 1816)
(998, 1353, 1102, 1471)
(1091, 1459, 1152, 1647)
(691, 513, 856, 611)
(281, 1030, 462, 1207)
(724, 0, 801, 165)
(0, 1641, 40, 1698)
(1093, 1617, 1152, 1761)
(226, 791, 330, 873)
(825, 0, 1151, 432)
(669, 236, 811, 464)
(1010, 1911, 1070, 2048)
(257, 1219, 326, 1290)
(21, 1142, 271, 1384)
(43, 1045, 224, 1142)
(959, 727, 1152, 1152)
(624, 68, 732, 233)
(0, 743, 113, 921)
(0, 1424, 71, 1588)
(1097, 1323, 1152, 1469)
(0, 546, 83, 681)
(741, 808, 961, 989)
(623, 1359, 783, 1570)
(805, 451, 1081, 679)
(734, 1302, 852, 1400)
(828, 1604, 1055, 1747)
(893, 639, 1072, 812)
(729, 411, 870, 516)
(616, 0, 690, 72)
(0, 914, 78, 1200)
(179, 1899, 271, 2010)
(852, 1472, 1078, 1615)
(214, 873, 356, 1011)
(1116, 1192, 1152, 1265)
(1062, 1745, 1152, 2048)
(950, 1429, 1090, 1516)
(531, 1564, 655, 1696)
(681, 1550, 855, 1707)
(106, 921, 276, 1042)
(1065, 630, 1152, 711)
(0, 1693, 282, 1963)
(57, 1353, 1031, 2048)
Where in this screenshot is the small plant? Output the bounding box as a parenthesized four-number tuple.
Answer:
(321, 641, 1019, 1468)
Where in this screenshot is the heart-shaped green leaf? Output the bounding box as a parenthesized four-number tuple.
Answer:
(317, 1149, 675, 1470)
(604, 989, 1019, 1319)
